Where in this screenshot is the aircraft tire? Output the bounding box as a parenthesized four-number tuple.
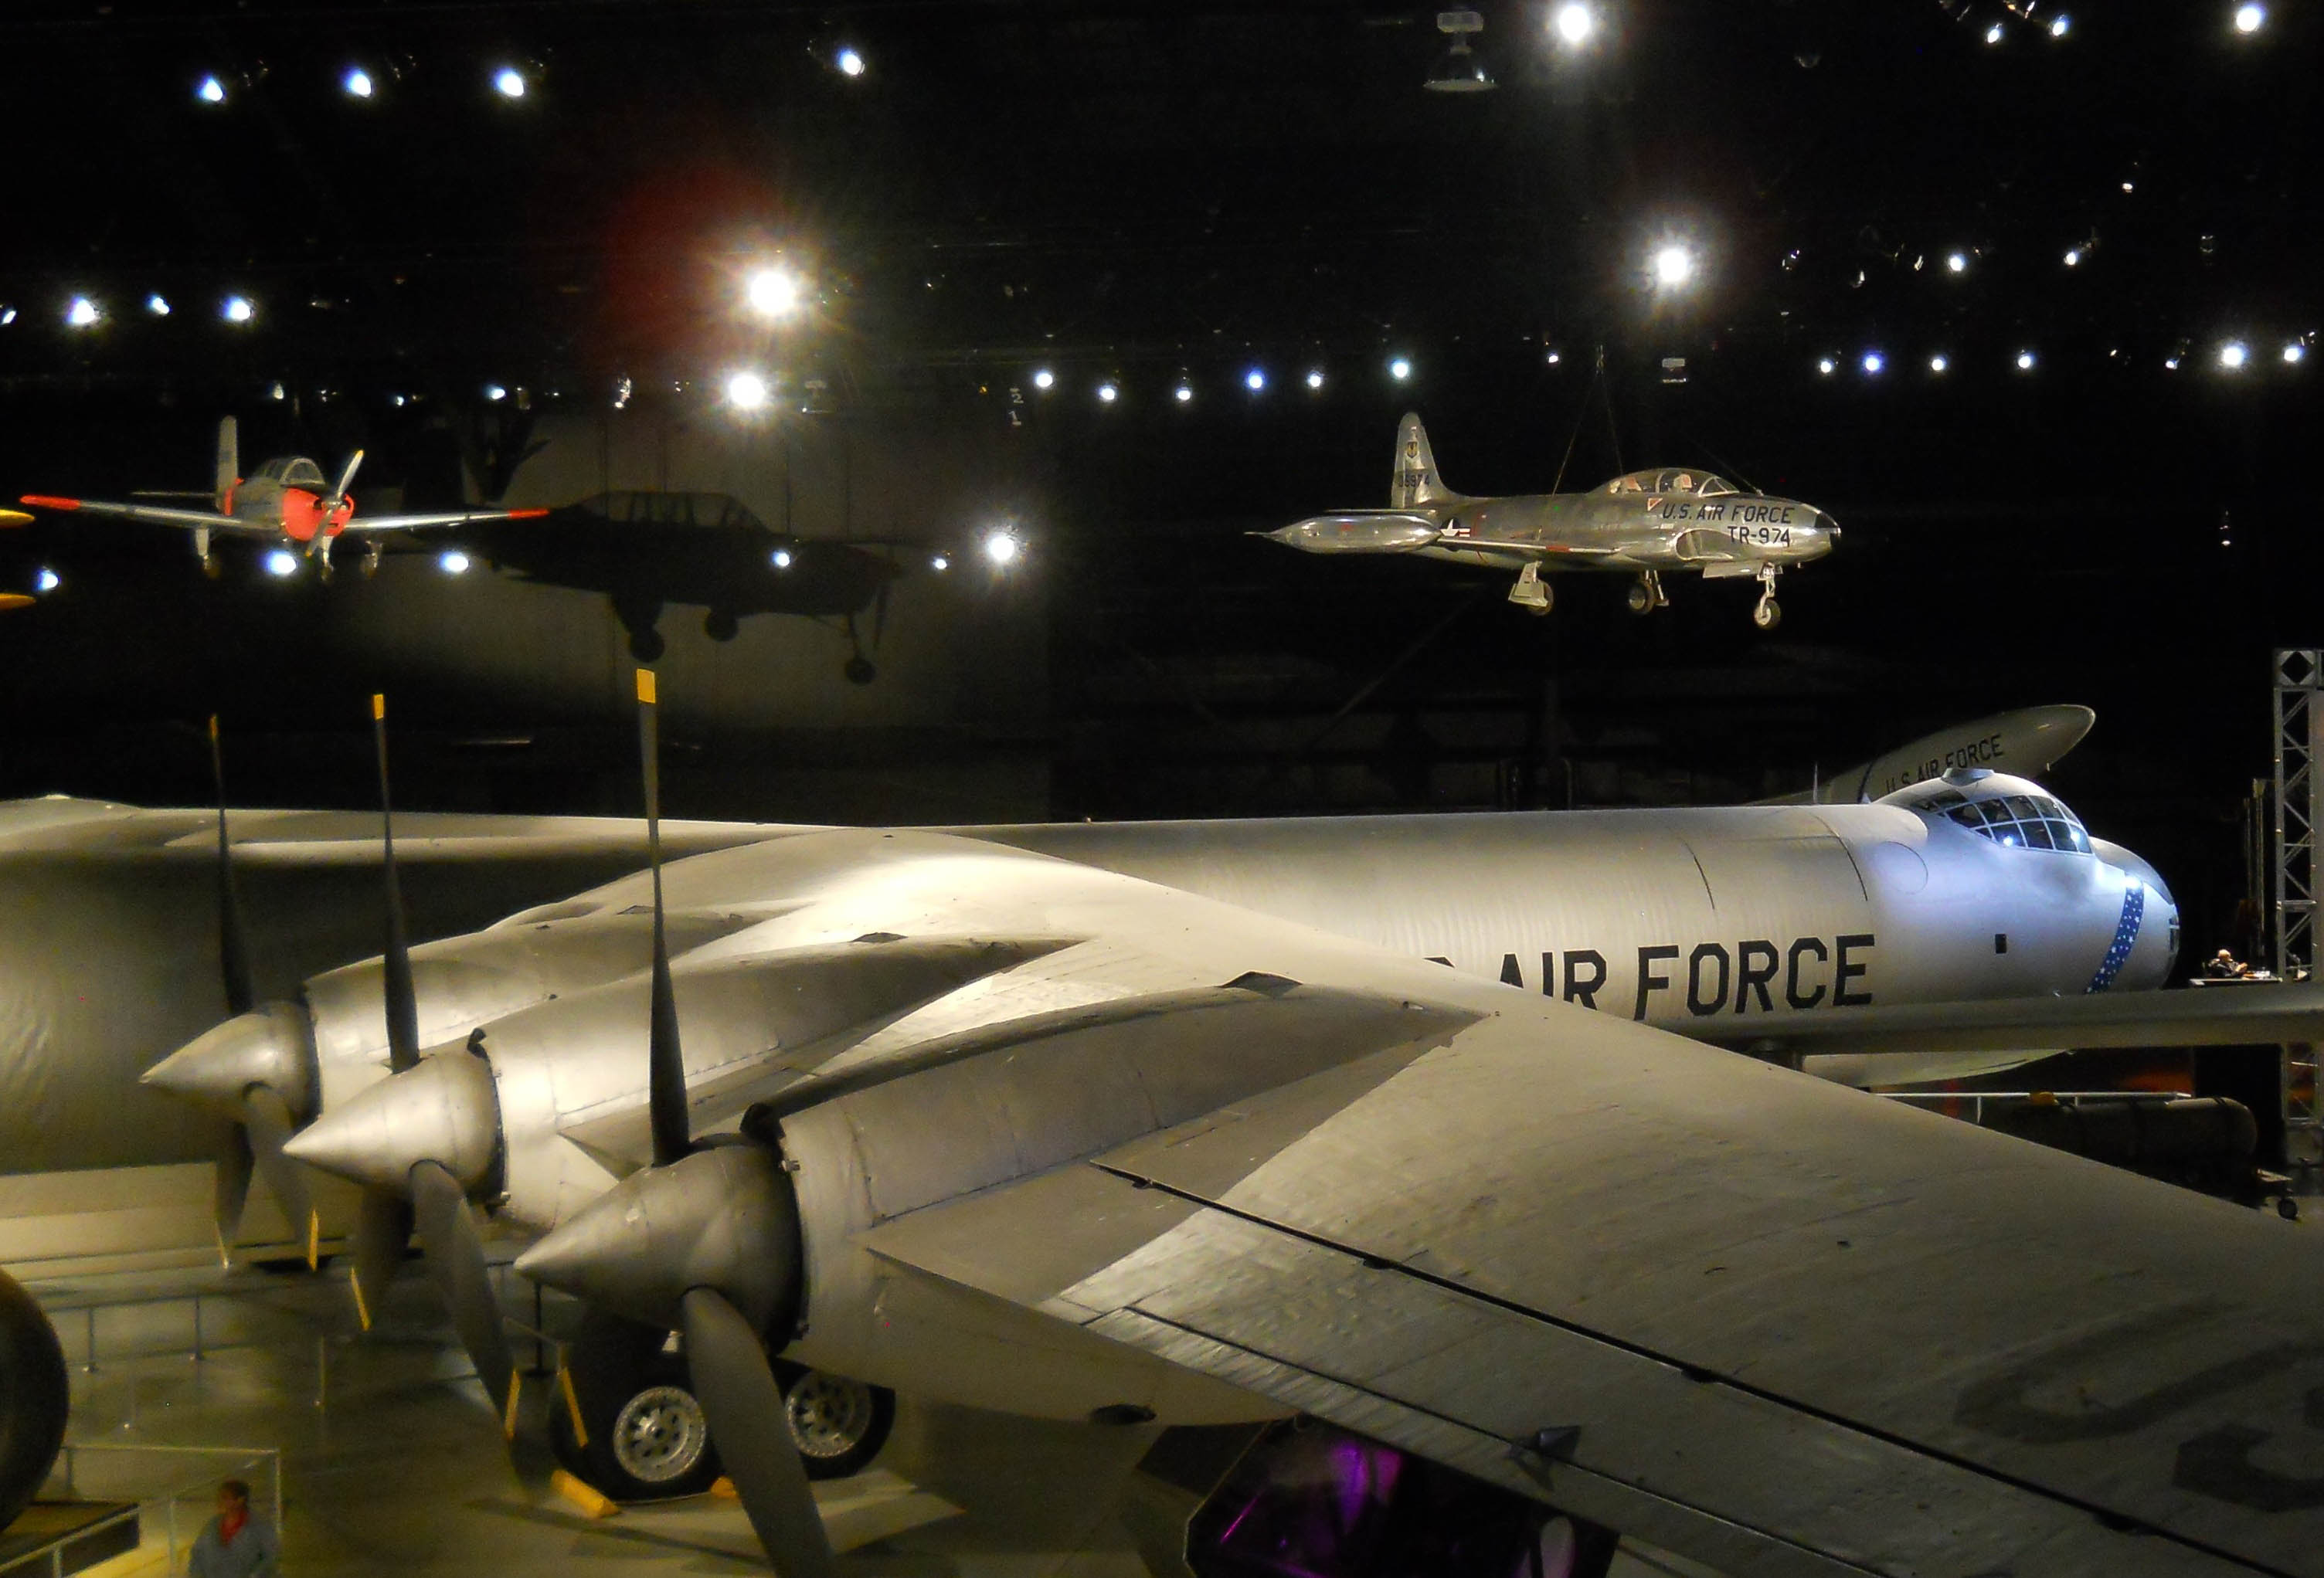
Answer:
(552, 1309, 725, 1502)
(703, 609, 739, 643)
(1752, 597, 1782, 631)
(0, 1271, 69, 1532)
(843, 654, 878, 686)
(776, 1362, 895, 1480)
(1626, 581, 1653, 614)
(627, 627, 666, 663)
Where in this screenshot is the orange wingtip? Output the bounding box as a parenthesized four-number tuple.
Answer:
(508, 507, 550, 519)
(0, 593, 35, 612)
(0, 510, 31, 528)
(17, 496, 80, 511)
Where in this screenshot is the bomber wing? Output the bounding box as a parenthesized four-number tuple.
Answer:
(17, 495, 277, 535)
(860, 986, 2324, 1577)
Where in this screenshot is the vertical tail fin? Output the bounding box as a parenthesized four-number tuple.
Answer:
(1390, 412, 1456, 507)
(212, 417, 240, 510)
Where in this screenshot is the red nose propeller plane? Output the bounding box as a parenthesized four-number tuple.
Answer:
(19, 416, 546, 579)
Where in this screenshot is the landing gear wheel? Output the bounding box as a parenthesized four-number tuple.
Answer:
(1507, 562, 1551, 615)
(703, 609, 739, 643)
(199, 555, 223, 582)
(552, 1312, 725, 1502)
(776, 1363, 895, 1481)
(1625, 579, 1654, 614)
(1752, 596, 1782, 631)
(0, 1271, 68, 1530)
(360, 545, 383, 580)
(843, 653, 878, 686)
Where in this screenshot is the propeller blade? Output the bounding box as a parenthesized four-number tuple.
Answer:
(373, 694, 420, 1074)
(211, 1127, 254, 1264)
(409, 1159, 523, 1441)
(347, 1187, 413, 1333)
(208, 715, 255, 1017)
(329, 449, 365, 509)
(243, 1085, 319, 1269)
(637, 669, 688, 1168)
(681, 1288, 833, 1578)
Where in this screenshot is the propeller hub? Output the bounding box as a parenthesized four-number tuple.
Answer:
(144, 1002, 317, 1119)
(284, 1050, 500, 1195)
(515, 1144, 801, 1335)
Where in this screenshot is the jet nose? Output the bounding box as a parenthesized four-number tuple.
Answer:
(282, 1050, 499, 1194)
(144, 1002, 316, 1118)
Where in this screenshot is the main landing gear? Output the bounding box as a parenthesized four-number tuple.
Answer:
(1625, 572, 1667, 615)
(1752, 564, 1782, 631)
(1507, 562, 1551, 614)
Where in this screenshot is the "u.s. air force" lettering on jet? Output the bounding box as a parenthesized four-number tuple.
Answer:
(1458, 934, 1877, 1020)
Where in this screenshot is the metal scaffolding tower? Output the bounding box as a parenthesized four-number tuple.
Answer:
(2274, 650, 2322, 1186)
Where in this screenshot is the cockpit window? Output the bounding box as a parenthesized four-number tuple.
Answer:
(1696, 476, 1738, 497)
(1943, 791, 2091, 853)
(282, 458, 326, 488)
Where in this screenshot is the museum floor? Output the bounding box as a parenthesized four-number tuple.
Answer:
(21, 1254, 1707, 1578)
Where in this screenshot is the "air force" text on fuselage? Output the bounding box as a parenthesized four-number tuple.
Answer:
(1447, 934, 1877, 1020)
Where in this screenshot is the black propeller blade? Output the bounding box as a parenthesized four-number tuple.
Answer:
(206, 714, 316, 1261)
(634, 667, 833, 1575)
(375, 693, 420, 1076)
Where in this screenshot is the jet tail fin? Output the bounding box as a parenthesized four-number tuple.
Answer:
(213, 417, 239, 510)
(1390, 412, 1457, 507)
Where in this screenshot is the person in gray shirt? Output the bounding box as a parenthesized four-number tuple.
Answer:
(188, 1479, 277, 1578)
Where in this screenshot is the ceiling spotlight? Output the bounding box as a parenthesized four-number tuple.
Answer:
(835, 46, 866, 76)
(1928, 353, 1950, 373)
(263, 549, 300, 578)
(1096, 381, 1119, 404)
(2062, 247, 2082, 266)
(1552, 3, 1594, 45)
(1244, 368, 1266, 392)
(1174, 382, 1194, 403)
(1388, 356, 1413, 382)
(196, 75, 227, 104)
(0, 309, 15, 327)
(1816, 357, 1836, 376)
(1305, 368, 1326, 389)
(743, 266, 803, 321)
(482, 382, 507, 402)
(1031, 368, 1055, 391)
(2015, 349, 2037, 371)
(1425, 8, 1495, 92)
(770, 548, 793, 569)
(929, 553, 950, 572)
(2047, 13, 2071, 37)
(33, 568, 59, 594)
(145, 294, 171, 317)
(1860, 350, 1885, 375)
(983, 528, 1021, 567)
(2220, 341, 2248, 369)
(437, 550, 471, 576)
(221, 294, 253, 324)
(1651, 243, 1695, 289)
(1945, 251, 1969, 274)
(493, 66, 528, 99)
(726, 370, 771, 409)
(2236, 2, 2267, 31)
(343, 66, 374, 99)
(2285, 341, 2307, 364)
(2122, 180, 2135, 193)
(65, 296, 100, 328)
(1984, 21, 2006, 43)
(268, 381, 285, 401)
(1544, 349, 1562, 365)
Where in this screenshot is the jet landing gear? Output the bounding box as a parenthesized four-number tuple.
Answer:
(551, 1308, 895, 1501)
(1507, 562, 1551, 615)
(1752, 565, 1782, 631)
(1625, 572, 1668, 615)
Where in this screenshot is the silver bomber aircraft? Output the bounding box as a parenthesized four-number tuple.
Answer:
(236, 722, 2324, 1578)
(1263, 412, 1837, 627)
(3, 722, 2318, 1549)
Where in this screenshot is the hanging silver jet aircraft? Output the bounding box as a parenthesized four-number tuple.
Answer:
(17, 416, 547, 578)
(239, 683, 2324, 1578)
(1262, 413, 1836, 627)
(1768, 702, 2096, 805)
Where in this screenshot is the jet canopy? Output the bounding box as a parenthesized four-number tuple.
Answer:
(1881, 771, 2093, 854)
(253, 456, 328, 488)
(1602, 469, 1740, 498)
